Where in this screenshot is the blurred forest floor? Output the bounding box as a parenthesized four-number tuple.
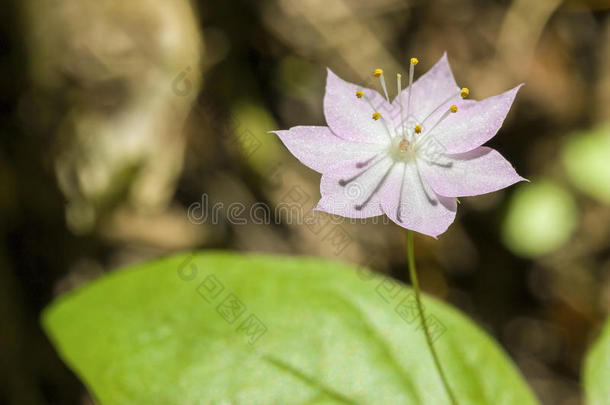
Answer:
(1, 0, 610, 404)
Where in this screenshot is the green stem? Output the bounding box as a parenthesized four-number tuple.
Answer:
(406, 230, 458, 405)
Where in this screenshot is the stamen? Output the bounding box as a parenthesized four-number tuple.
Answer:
(338, 154, 387, 186)
(374, 68, 390, 103)
(358, 92, 394, 140)
(356, 90, 364, 98)
(405, 57, 418, 134)
(417, 105, 458, 147)
(414, 124, 422, 134)
(355, 163, 395, 210)
(421, 89, 464, 126)
(397, 73, 405, 138)
(396, 164, 408, 222)
(355, 154, 379, 169)
(415, 160, 437, 205)
(419, 155, 453, 168)
(359, 92, 377, 111)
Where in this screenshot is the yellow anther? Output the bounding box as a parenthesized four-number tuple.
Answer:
(460, 87, 469, 98)
(410, 58, 419, 66)
(373, 69, 383, 78)
(450, 104, 458, 113)
(372, 112, 381, 120)
(356, 90, 364, 98)
(414, 124, 422, 134)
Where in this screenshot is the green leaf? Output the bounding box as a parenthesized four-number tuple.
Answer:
(42, 252, 540, 405)
(584, 318, 610, 405)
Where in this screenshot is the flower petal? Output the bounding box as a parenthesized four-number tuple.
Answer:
(392, 53, 460, 127)
(273, 126, 384, 173)
(324, 69, 392, 144)
(427, 85, 522, 154)
(381, 162, 457, 238)
(420, 147, 527, 197)
(316, 155, 395, 218)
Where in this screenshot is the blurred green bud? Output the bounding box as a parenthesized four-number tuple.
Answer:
(502, 180, 578, 258)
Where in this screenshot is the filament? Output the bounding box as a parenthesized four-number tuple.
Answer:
(358, 92, 394, 140)
(405, 58, 418, 135)
(338, 154, 388, 186)
(417, 105, 457, 147)
(421, 87, 468, 126)
(374, 68, 390, 103)
(355, 163, 395, 210)
(397, 73, 406, 139)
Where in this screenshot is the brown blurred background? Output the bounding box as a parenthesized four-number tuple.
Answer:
(1, 0, 610, 404)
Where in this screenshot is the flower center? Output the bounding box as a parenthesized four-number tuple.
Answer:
(390, 136, 416, 162)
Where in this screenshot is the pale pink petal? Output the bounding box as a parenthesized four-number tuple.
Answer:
(324, 69, 392, 144)
(273, 126, 385, 173)
(426, 85, 522, 154)
(381, 162, 457, 238)
(316, 155, 395, 218)
(420, 147, 527, 197)
(273, 55, 522, 238)
(391, 53, 460, 128)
